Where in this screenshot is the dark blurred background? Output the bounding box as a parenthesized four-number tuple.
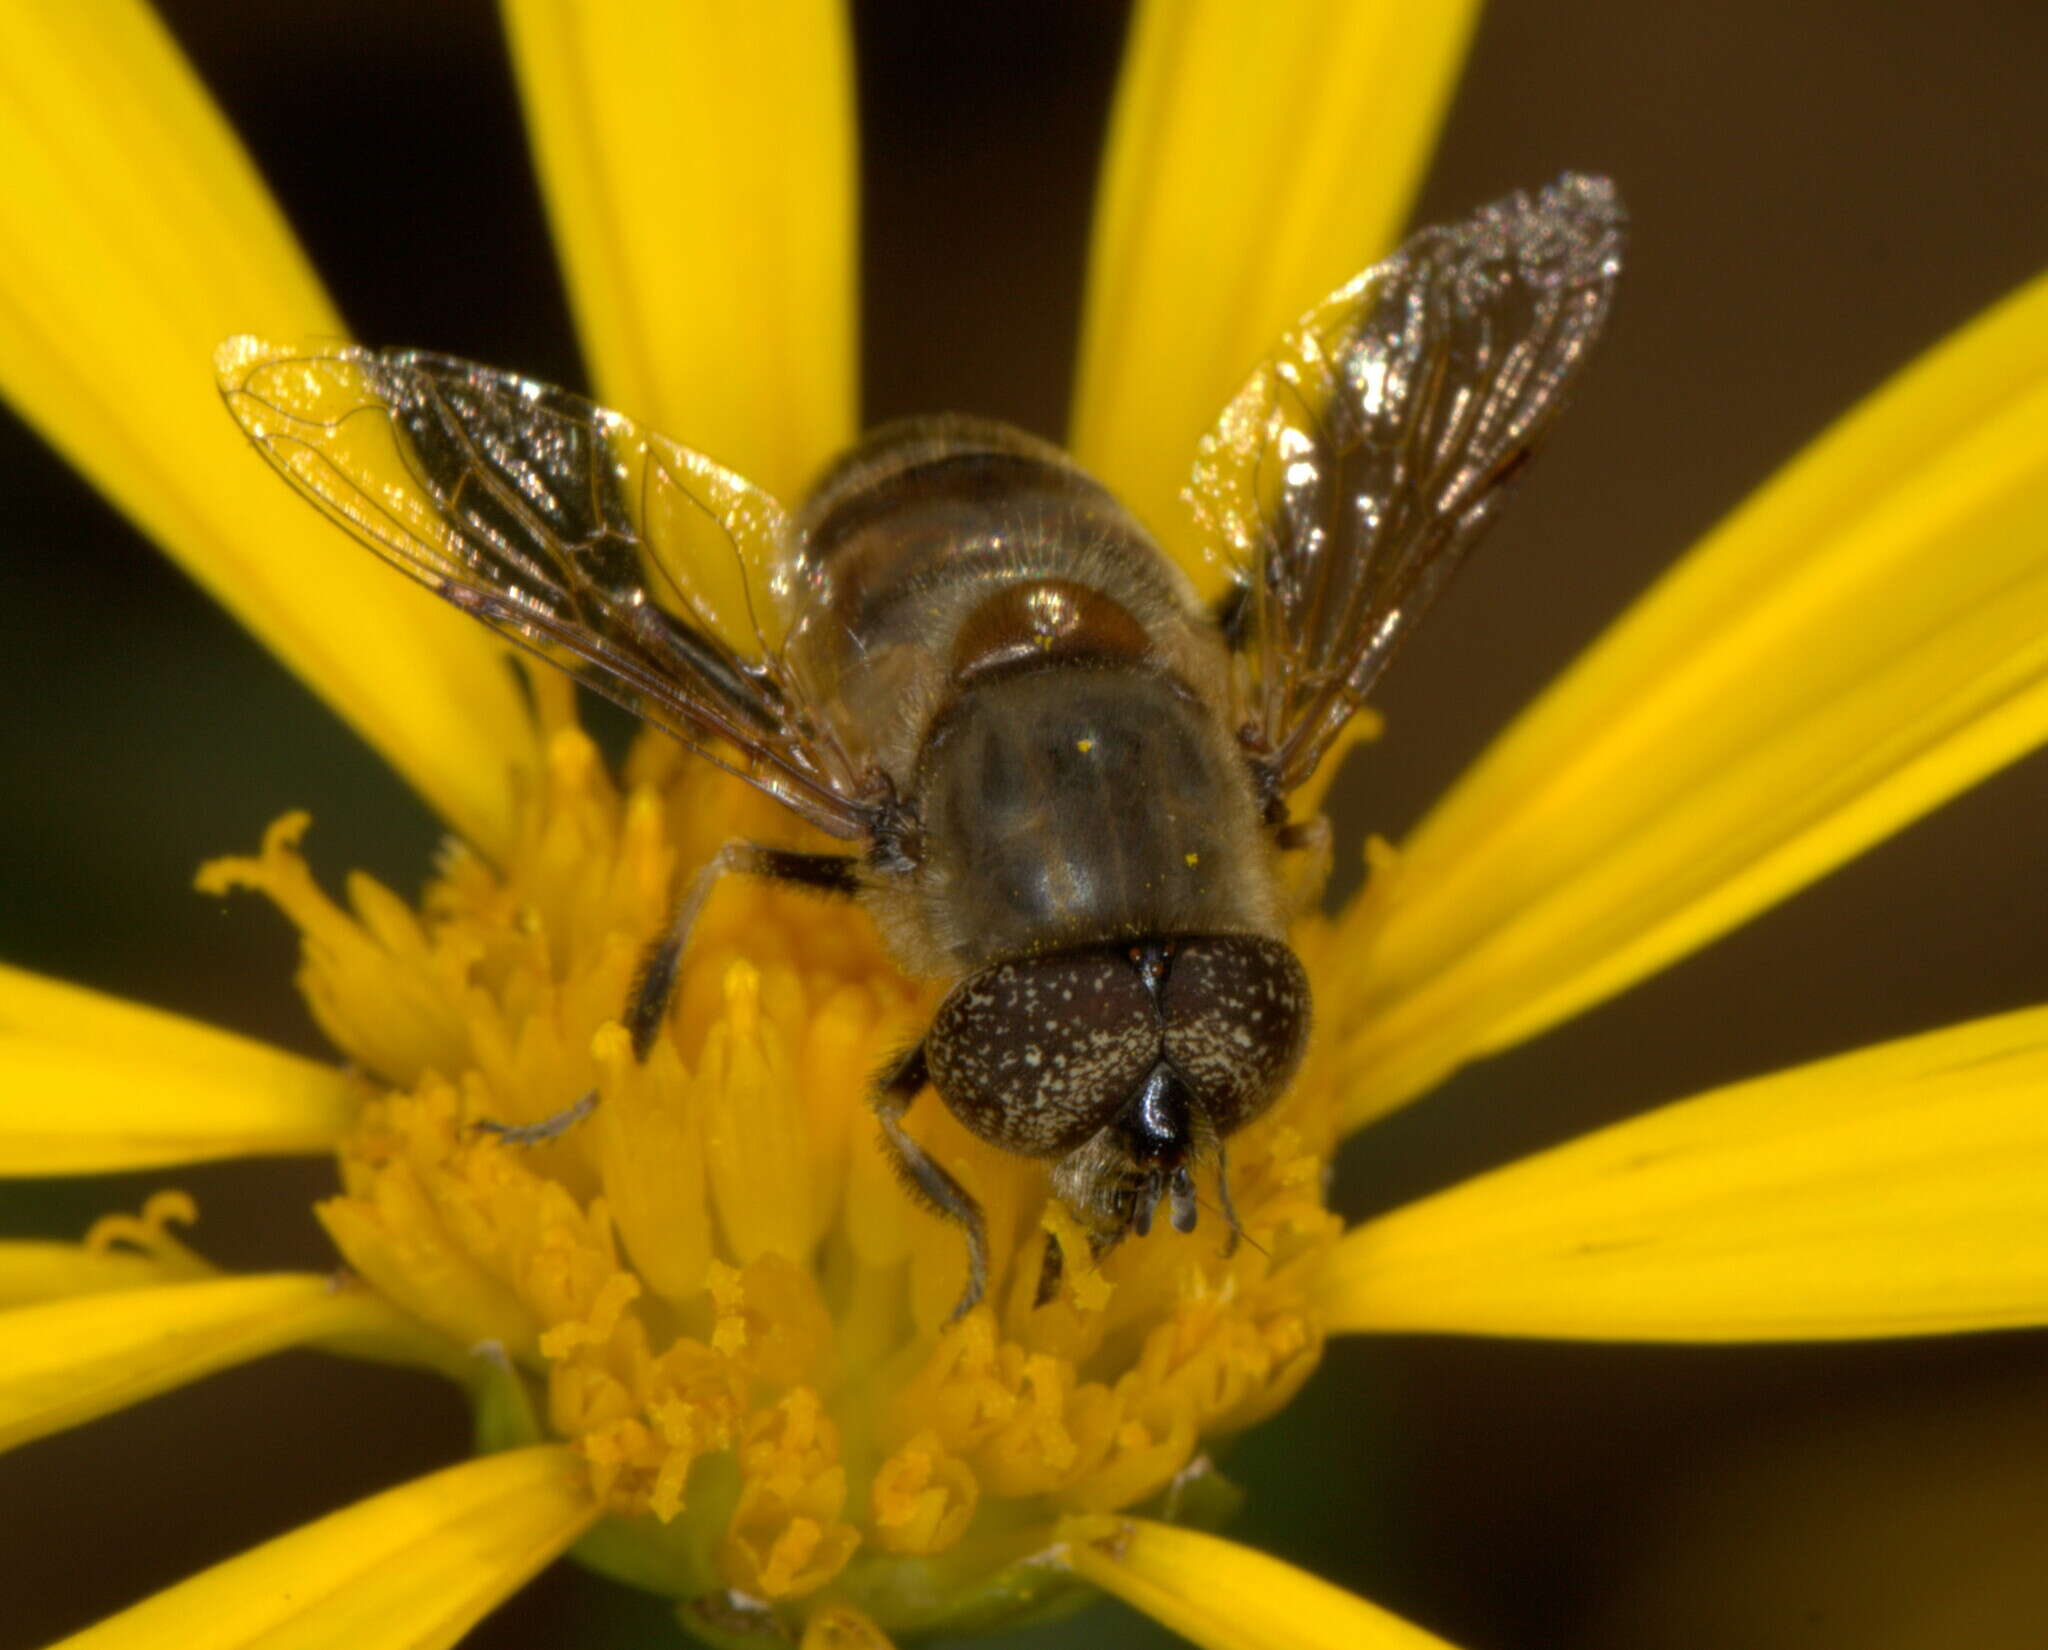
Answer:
(4, 3, 2047, 1646)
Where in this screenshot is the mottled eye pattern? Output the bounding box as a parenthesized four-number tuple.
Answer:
(925, 934, 1311, 1166)
(1161, 935, 1310, 1132)
(926, 951, 1157, 1156)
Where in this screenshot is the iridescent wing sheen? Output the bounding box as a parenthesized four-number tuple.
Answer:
(215, 340, 876, 839)
(1186, 172, 1627, 809)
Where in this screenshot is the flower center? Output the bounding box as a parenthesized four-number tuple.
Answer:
(200, 719, 1343, 1635)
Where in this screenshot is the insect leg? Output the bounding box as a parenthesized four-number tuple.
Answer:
(623, 843, 861, 1059)
(1270, 812, 1334, 920)
(476, 841, 861, 1145)
(472, 1090, 602, 1146)
(1031, 1225, 1069, 1308)
(1213, 1136, 1243, 1259)
(870, 1040, 990, 1319)
(1273, 815, 1331, 854)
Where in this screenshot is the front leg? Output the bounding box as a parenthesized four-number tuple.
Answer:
(477, 840, 861, 1144)
(870, 1040, 989, 1320)
(1271, 811, 1334, 921)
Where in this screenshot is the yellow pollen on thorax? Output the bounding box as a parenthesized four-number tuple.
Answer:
(200, 721, 1344, 1622)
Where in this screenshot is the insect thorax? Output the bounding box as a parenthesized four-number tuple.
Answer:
(793, 416, 1278, 972)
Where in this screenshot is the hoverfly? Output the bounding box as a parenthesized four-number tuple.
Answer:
(217, 173, 1624, 1316)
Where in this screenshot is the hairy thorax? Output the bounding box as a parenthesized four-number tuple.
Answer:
(902, 664, 1279, 970)
(790, 415, 1282, 979)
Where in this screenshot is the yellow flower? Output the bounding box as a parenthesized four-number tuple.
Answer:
(4, 4, 2046, 1649)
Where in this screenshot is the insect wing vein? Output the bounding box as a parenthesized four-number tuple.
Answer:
(215, 339, 873, 837)
(1186, 173, 1627, 801)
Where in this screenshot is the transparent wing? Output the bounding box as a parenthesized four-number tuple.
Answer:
(1186, 172, 1627, 807)
(215, 339, 876, 839)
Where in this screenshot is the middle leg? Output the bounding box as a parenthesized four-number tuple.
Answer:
(477, 839, 862, 1145)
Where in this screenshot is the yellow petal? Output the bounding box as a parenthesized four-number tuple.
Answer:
(1337, 270, 2048, 1125)
(0, 1191, 210, 1307)
(1322, 1004, 2048, 1342)
(51, 1446, 597, 1650)
(501, 0, 858, 499)
(0, 964, 350, 1173)
(1071, 0, 1481, 577)
(0, 1273, 408, 1453)
(1056, 1515, 1461, 1650)
(0, 1242, 191, 1308)
(0, 3, 532, 853)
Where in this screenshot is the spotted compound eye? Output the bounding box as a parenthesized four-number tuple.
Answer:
(1158, 935, 1310, 1134)
(926, 951, 1159, 1157)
